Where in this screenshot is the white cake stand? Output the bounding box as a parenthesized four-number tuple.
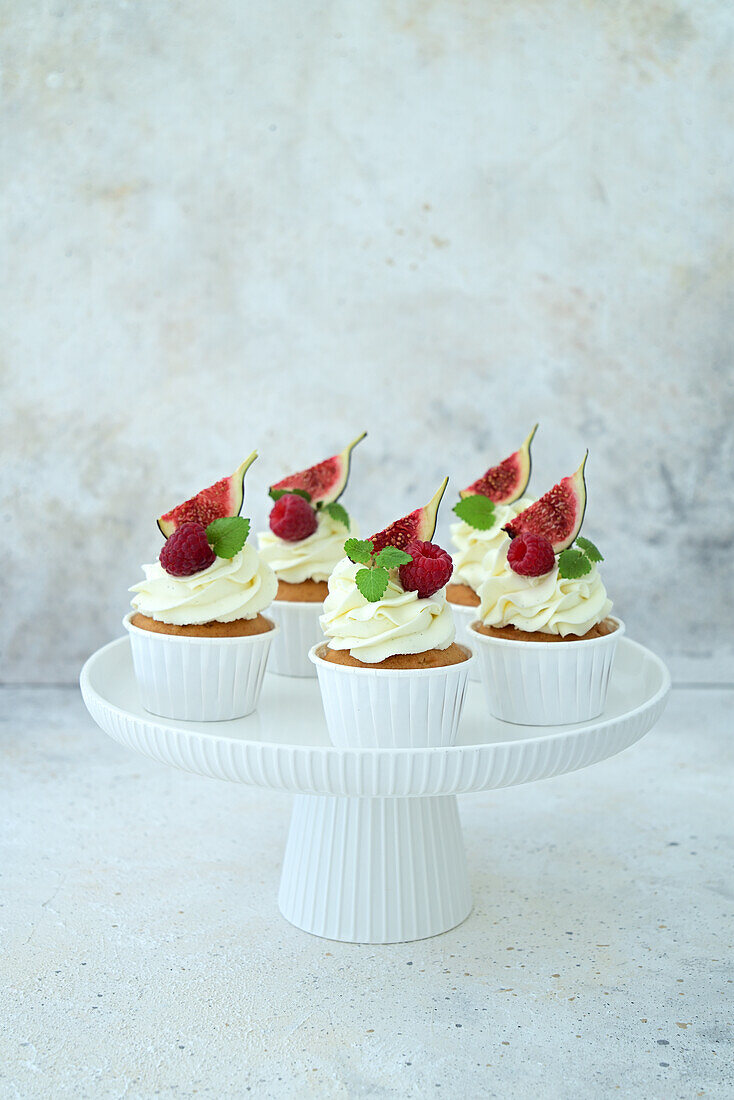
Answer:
(80, 637, 669, 944)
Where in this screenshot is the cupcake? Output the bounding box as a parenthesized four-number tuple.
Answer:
(310, 479, 473, 748)
(468, 454, 623, 725)
(447, 426, 537, 679)
(257, 433, 365, 677)
(126, 454, 278, 721)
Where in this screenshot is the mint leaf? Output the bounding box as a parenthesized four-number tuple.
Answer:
(575, 535, 603, 562)
(558, 547, 592, 579)
(268, 487, 312, 503)
(206, 516, 250, 558)
(323, 501, 350, 529)
(344, 538, 374, 565)
(356, 566, 389, 602)
(453, 494, 497, 531)
(374, 546, 412, 569)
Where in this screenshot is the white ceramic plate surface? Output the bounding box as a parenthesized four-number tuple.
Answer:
(80, 636, 670, 798)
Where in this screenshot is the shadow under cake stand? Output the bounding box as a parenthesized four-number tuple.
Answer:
(80, 637, 670, 944)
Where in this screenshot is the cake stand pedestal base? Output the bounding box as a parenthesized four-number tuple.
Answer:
(81, 637, 671, 945)
(278, 794, 472, 943)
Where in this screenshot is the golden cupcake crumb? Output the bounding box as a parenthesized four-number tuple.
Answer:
(446, 582, 480, 608)
(473, 617, 618, 643)
(130, 613, 273, 638)
(317, 642, 470, 670)
(276, 579, 328, 603)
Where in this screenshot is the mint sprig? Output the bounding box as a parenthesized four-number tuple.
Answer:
(557, 547, 592, 579)
(344, 539, 413, 602)
(269, 487, 312, 503)
(322, 501, 350, 529)
(574, 535, 603, 562)
(373, 546, 412, 569)
(356, 567, 390, 602)
(206, 516, 250, 559)
(557, 537, 603, 579)
(344, 537, 373, 565)
(453, 494, 497, 531)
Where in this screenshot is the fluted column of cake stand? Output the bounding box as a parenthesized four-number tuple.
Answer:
(81, 637, 669, 943)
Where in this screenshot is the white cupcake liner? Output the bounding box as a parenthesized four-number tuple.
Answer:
(469, 617, 624, 726)
(309, 644, 473, 749)
(265, 599, 324, 678)
(447, 600, 481, 682)
(123, 612, 278, 722)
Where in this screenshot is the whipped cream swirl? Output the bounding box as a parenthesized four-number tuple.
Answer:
(320, 558, 455, 663)
(477, 539, 612, 637)
(130, 543, 277, 625)
(450, 496, 534, 592)
(258, 510, 355, 584)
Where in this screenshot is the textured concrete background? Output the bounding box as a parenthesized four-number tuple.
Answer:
(3, 684, 733, 1098)
(2, 0, 733, 683)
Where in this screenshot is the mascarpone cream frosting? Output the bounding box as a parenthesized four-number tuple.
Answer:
(450, 496, 534, 592)
(258, 510, 355, 584)
(130, 543, 277, 625)
(320, 557, 455, 663)
(476, 539, 612, 637)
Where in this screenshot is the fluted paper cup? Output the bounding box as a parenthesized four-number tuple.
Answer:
(448, 601, 480, 682)
(309, 644, 473, 749)
(265, 600, 324, 678)
(123, 613, 277, 721)
(469, 618, 624, 726)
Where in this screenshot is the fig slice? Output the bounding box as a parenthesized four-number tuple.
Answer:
(503, 454, 588, 553)
(269, 432, 367, 505)
(460, 424, 537, 504)
(370, 478, 449, 553)
(157, 451, 257, 538)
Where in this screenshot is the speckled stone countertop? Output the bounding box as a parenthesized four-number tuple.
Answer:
(1, 684, 732, 1099)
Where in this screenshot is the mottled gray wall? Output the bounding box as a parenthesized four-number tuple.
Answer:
(2, 0, 732, 684)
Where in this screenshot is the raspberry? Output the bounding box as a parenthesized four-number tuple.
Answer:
(159, 521, 216, 577)
(269, 493, 318, 541)
(399, 540, 453, 599)
(506, 532, 555, 577)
